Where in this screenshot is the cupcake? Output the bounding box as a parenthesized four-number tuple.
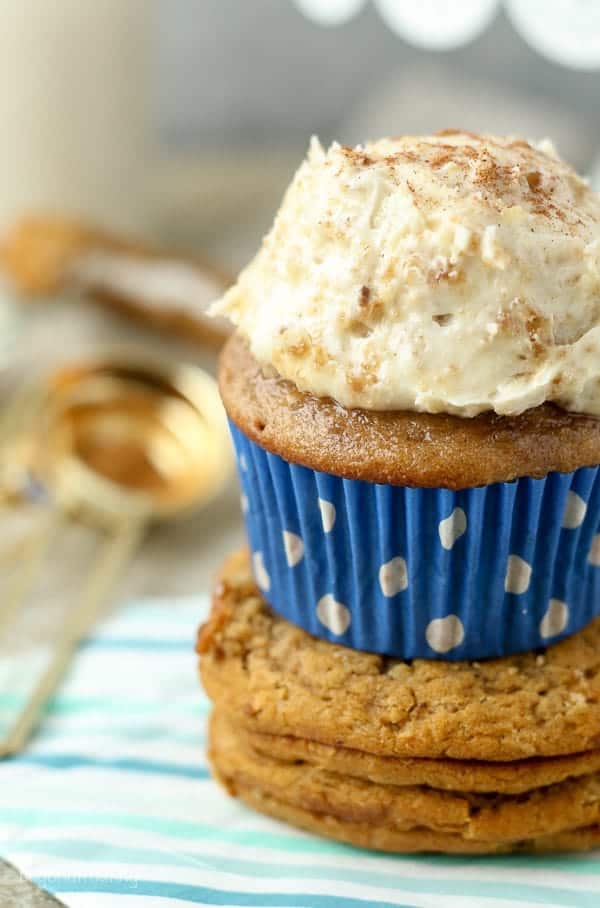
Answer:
(211, 131, 600, 661)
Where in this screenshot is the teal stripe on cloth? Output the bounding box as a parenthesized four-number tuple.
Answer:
(0, 807, 350, 854)
(79, 637, 193, 651)
(34, 725, 206, 745)
(1, 594, 599, 908)
(34, 878, 417, 908)
(0, 692, 210, 716)
(4, 753, 209, 779)
(16, 841, 600, 906)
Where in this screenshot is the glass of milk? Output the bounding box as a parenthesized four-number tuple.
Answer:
(0, 1, 150, 235)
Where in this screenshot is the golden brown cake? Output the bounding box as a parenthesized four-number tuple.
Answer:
(238, 724, 600, 796)
(203, 131, 600, 852)
(220, 333, 600, 489)
(210, 132, 600, 664)
(199, 550, 600, 763)
(209, 711, 600, 854)
(200, 550, 600, 854)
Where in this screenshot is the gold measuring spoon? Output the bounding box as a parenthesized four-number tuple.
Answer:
(0, 353, 233, 756)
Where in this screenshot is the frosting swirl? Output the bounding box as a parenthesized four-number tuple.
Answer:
(213, 132, 600, 417)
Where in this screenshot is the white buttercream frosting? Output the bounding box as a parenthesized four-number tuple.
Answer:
(212, 132, 600, 417)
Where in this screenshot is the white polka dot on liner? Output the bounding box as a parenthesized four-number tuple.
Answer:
(539, 599, 569, 639)
(425, 615, 465, 654)
(589, 534, 600, 567)
(252, 551, 271, 592)
(438, 508, 467, 550)
(504, 555, 532, 594)
(316, 594, 351, 635)
(379, 556, 408, 597)
(239, 453, 248, 473)
(282, 530, 304, 568)
(562, 491, 587, 529)
(318, 498, 336, 533)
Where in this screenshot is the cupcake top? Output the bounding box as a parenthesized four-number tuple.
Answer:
(213, 131, 600, 418)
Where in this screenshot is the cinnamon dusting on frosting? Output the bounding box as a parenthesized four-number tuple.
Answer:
(212, 131, 600, 418)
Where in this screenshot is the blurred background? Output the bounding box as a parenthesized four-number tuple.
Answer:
(0, 0, 600, 600)
(2, 3, 600, 893)
(1, 0, 600, 270)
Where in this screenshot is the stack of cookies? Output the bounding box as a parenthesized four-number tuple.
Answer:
(199, 132, 600, 854)
(200, 551, 600, 854)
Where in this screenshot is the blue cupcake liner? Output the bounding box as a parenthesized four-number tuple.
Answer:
(230, 421, 600, 661)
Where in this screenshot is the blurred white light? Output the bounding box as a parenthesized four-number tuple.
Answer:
(293, 0, 366, 27)
(505, 0, 600, 71)
(590, 155, 600, 191)
(373, 0, 499, 50)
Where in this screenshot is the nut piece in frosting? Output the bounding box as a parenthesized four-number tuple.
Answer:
(212, 131, 600, 418)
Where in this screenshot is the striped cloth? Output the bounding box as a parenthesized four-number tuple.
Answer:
(0, 597, 599, 908)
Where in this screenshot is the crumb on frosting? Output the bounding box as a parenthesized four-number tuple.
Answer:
(212, 131, 600, 418)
